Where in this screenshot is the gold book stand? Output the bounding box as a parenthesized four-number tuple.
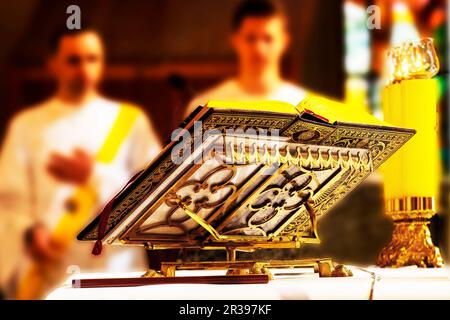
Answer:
(78, 99, 415, 281)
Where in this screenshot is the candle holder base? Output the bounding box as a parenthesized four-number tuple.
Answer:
(377, 219, 443, 268)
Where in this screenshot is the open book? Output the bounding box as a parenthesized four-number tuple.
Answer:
(78, 97, 414, 252)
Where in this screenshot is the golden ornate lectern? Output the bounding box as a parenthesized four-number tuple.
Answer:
(78, 97, 414, 282)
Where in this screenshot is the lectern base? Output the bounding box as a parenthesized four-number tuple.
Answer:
(142, 258, 353, 279)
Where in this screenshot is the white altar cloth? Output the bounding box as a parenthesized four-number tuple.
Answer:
(46, 267, 450, 300)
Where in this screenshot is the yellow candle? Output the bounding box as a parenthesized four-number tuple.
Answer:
(400, 79, 439, 197)
(381, 83, 404, 199)
(381, 78, 439, 200)
(377, 38, 443, 268)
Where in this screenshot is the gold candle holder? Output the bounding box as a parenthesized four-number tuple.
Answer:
(378, 197, 443, 267)
(377, 38, 443, 268)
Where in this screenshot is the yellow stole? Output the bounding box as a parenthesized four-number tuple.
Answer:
(16, 104, 140, 299)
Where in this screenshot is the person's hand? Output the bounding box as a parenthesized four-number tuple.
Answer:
(46, 148, 93, 185)
(24, 225, 60, 263)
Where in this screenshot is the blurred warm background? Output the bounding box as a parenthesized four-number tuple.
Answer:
(0, 0, 344, 143)
(0, 0, 447, 267)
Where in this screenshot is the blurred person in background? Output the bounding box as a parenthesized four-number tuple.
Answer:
(185, 0, 307, 116)
(0, 28, 161, 299)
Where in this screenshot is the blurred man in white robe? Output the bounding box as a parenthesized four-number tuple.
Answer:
(186, 0, 307, 116)
(0, 28, 161, 299)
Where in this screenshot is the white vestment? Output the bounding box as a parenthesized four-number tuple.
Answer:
(0, 96, 162, 296)
(186, 79, 308, 116)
